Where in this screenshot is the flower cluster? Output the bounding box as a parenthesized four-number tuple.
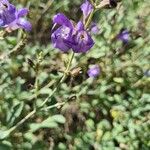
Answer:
(0, 0, 31, 32)
(51, 0, 95, 53)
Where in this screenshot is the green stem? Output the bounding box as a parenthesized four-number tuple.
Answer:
(7, 52, 74, 136)
(35, 74, 39, 99)
(7, 101, 65, 134)
(34, 62, 39, 109)
(85, 9, 95, 29)
(41, 102, 65, 111)
(7, 110, 36, 134)
(39, 51, 74, 108)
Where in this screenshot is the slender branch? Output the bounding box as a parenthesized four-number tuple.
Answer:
(7, 110, 36, 134)
(7, 101, 65, 134)
(39, 51, 75, 108)
(6, 52, 74, 136)
(41, 102, 65, 111)
(34, 70, 39, 100)
(85, 9, 95, 29)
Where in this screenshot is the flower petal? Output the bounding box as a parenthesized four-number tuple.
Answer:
(17, 18, 32, 31)
(76, 21, 84, 31)
(8, 4, 16, 14)
(53, 13, 73, 28)
(80, 0, 93, 21)
(17, 8, 29, 18)
(5, 20, 19, 31)
(90, 22, 100, 34)
(72, 30, 94, 53)
(51, 26, 71, 52)
(0, 19, 4, 26)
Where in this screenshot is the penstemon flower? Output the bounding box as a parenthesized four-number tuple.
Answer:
(80, 0, 93, 23)
(51, 0, 95, 53)
(71, 21, 94, 53)
(87, 65, 100, 78)
(0, 0, 31, 32)
(51, 13, 74, 52)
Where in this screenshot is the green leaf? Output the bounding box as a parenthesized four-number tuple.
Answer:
(6, 102, 24, 126)
(0, 130, 11, 140)
(6, 37, 17, 45)
(0, 143, 11, 150)
(51, 115, 66, 124)
(113, 77, 124, 83)
(39, 88, 52, 95)
(29, 121, 58, 132)
(29, 115, 65, 132)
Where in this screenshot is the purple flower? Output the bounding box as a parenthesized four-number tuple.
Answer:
(0, 0, 31, 31)
(71, 21, 94, 53)
(118, 29, 129, 43)
(51, 13, 73, 52)
(90, 22, 100, 34)
(80, 0, 93, 22)
(87, 65, 100, 78)
(51, 13, 94, 53)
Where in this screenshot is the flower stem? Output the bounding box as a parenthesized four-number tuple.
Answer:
(85, 9, 95, 29)
(41, 102, 65, 111)
(39, 51, 74, 108)
(6, 52, 75, 137)
(7, 110, 36, 134)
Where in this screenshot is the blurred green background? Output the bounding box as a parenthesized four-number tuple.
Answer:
(0, 0, 150, 149)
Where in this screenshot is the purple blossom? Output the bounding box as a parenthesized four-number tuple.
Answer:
(51, 13, 94, 53)
(80, 0, 93, 22)
(71, 21, 94, 53)
(51, 13, 73, 52)
(90, 22, 100, 34)
(118, 29, 129, 43)
(87, 65, 100, 78)
(0, 0, 31, 31)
